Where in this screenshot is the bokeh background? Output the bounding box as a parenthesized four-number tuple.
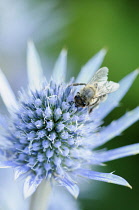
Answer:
(0, 0, 139, 209)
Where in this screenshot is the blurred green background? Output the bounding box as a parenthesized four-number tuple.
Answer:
(0, 0, 139, 209)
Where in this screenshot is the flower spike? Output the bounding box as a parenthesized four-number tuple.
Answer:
(0, 69, 18, 113)
(52, 49, 67, 83)
(27, 41, 44, 90)
(76, 48, 107, 83)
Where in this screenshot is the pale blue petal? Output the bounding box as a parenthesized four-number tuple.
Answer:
(75, 49, 107, 83)
(71, 148, 103, 165)
(57, 176, 79, 199)
(75, 169, 131, 188)
(23, 175, 42, 198)
(0, 138, 12, 150)
(92, 69, 139, 121)
(91, 107, 139, 148)
(14, 166, 30, 180)
(27, 41, 44, 90)
(0, 115, 12, 147)
(96, 143, 139, 162)
(0, 161, 17, 168)
(0, 114, 7, 128)
(0, 69, 18, 113)
(52, 49, 67, 83)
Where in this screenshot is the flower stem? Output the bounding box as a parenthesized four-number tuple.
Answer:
(29, 180, 52, 210)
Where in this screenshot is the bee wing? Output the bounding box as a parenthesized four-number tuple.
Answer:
(88, 67, 109, 84)
(96, 81, 120, 97)
(104, 81, 120, 93)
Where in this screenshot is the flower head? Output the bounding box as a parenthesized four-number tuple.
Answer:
(0, 42, 139, 199)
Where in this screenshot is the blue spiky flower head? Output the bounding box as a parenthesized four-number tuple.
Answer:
(0, 42, 139, 199)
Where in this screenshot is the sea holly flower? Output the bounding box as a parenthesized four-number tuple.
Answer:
(0, 42, 139, 201)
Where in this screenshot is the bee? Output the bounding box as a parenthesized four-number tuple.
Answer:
(70, 67, 119, 113)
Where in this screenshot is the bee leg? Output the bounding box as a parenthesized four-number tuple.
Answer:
(88, 107, 94, 114)
(88, 98, 100, 114)
(88, 103, 99, 113)
(69, 83, 86, 87)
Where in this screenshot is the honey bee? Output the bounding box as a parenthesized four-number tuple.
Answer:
(70, 67, 119, 113)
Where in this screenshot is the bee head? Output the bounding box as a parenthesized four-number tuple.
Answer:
(74, 93, 86, 107)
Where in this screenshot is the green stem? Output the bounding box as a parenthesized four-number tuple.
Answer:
(29, 180, 52, 210)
